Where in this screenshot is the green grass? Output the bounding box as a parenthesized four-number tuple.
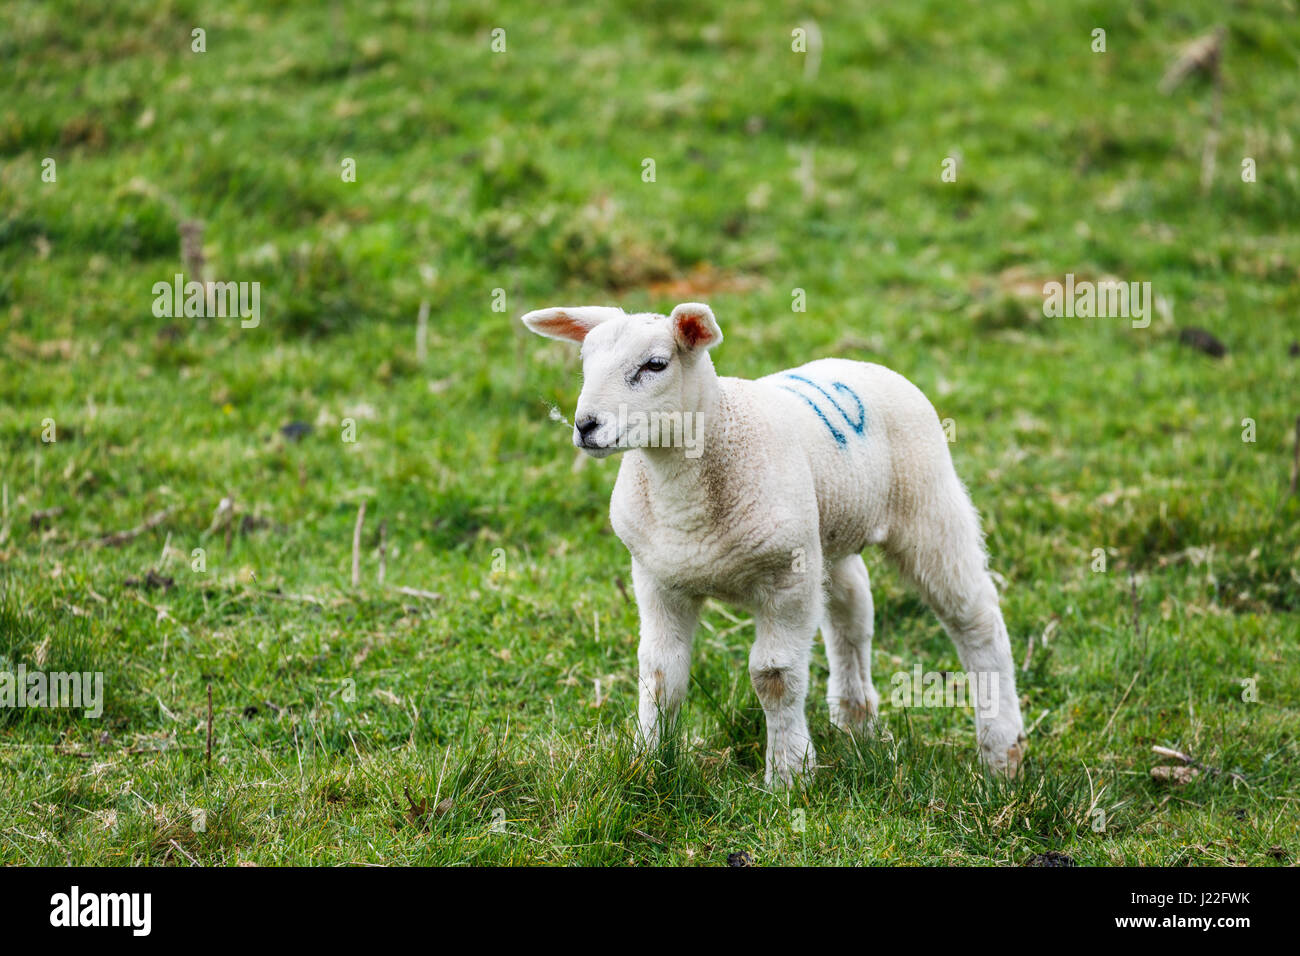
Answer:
(1, 0, 1298, 865)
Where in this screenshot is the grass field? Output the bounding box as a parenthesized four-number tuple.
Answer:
(2, 0, 1298, 866)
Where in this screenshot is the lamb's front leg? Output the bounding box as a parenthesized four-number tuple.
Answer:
(631, 560, 701, 751)
(750, 582, 822, 787)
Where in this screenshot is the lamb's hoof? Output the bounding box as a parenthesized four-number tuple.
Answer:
(983, 732, 1029, 778)
(829, 697, 881, 738)
(765, 741, 817, 789)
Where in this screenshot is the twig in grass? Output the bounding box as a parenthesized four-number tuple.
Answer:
(1152, 745, 1248, 786)
(431, 743, 453, 816)
(156, 696, 180, 723)
(395, 586, 442, 601)
(630, 828, 666, 846)
(416, 300, 429, 363)
(204, 495, 233, 536)
(89, 507, 175, 548)
(351, 501, 366, 588)
(250, 588, 326, 606)
(708, 601, 744, 625)
(614, 575, 631, 606)
(1024, 618, 1058, 672)
(30, 506, 64, 530)
(206, 683, 213, 766)
(1100, 670, 1141, 738)
(1026, 708, 1050, 735)
(1201, 48, 1224, 194)
(168, 838, 200, 866)
(377, 519, 388, 585)
(1157, 27, 1226, 194)
(156, 530, 172, 569)
(1041, 617, 1058, 647)
(1160, 27, 1223, 95)
(179, 219, 206, 285)
(132, 592, 173, 623)
(715, 618, 754, 640)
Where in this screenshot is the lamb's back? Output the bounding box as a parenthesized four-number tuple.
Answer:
(744, 358, 953, 557)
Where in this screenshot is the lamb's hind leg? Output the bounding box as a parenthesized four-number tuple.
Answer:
(886, 474, 1027, 776)
(750, 575, 822, 787)
(823, 554, 881, 735)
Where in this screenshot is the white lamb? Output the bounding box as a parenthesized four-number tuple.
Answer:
(522, 302, 1027, 786)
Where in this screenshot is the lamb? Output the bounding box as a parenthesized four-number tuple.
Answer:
(521, 301, 1028, 786)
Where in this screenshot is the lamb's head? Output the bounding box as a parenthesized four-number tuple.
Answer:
(521, 302, 723, 458)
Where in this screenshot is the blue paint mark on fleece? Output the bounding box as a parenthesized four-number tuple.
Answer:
(777, 374, 866, 447)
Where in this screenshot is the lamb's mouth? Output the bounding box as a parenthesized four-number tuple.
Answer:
(574, 432, 623, 458)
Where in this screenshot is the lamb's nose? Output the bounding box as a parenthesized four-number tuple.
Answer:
(576, 417, 600, 445)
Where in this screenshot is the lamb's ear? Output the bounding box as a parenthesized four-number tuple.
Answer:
(669, 302, 723, 351)
(520, 306, 623, 344)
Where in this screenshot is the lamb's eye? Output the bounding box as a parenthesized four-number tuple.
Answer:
(640, 358, 669, 374)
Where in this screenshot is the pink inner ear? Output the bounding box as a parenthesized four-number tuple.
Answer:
(541, 313, 590, 342)
(675, 312, 712, 348)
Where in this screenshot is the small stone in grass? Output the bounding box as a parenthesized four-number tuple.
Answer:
(125, 570, 174, 592)
(1026, 851, 1076, 867)
(280, 421, 313, 442)
(1177, 327, 1226, 358)
(1151, 764, 1200, 785)
(727, 851, 752, 867)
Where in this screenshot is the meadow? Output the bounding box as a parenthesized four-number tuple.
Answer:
(1, 0, 1298, 865)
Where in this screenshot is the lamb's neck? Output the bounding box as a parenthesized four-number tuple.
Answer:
(633, 371, 729, 500)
